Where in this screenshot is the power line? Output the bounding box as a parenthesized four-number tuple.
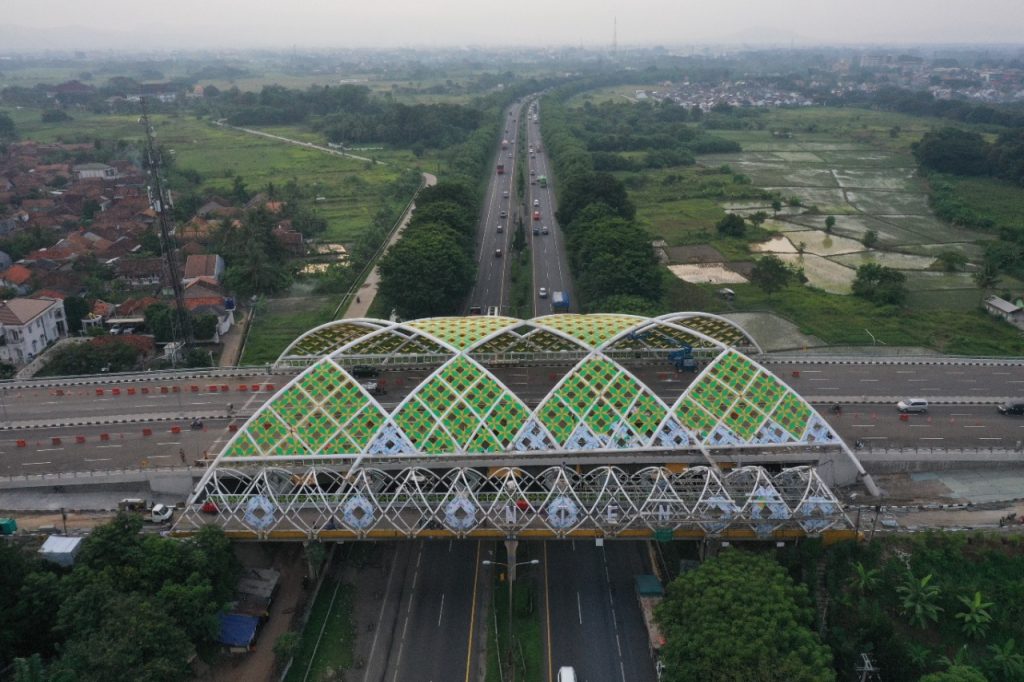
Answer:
(139, 98, 193, 356)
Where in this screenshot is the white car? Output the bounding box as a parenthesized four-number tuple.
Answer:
(150, 504, 174, 523)
(897, 398, 928, 413)
(538, 287, 548, 298)
(503, 190, 509, 198)
(541, 225, 549, 235)
(533, 199, 540, 207)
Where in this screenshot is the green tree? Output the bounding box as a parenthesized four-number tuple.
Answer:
(273, 632, 301, 667)
(557, 172, 635, 227)
(974, 258, 1000, 289)
(656, 550, 834, 682)
(986, 639, 1024, 681)
(912, 127, 990, 176)
(378, 225, 475, 318)
(955, 591, 994, 639)
(715, 213, 746, 237)
(897, 573, 943, 629)
(849, 561, 880, 596)
(191, 313, 218, 340)
(750, 255, 793, 297)
(936, 249, 969, 272)
(824, 215, 836, 233)
(863, 229, 879, 248)
(919, 665, 988, 682)
(0, 111, 15, 140)
(231, 175, 249, 204)
(61, 296, 90, 335)
(771, 198, 782, 215)
(852, 263, 908, 305)
(41, 110, 72, 123)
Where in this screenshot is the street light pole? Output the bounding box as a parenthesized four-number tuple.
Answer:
(482, 557, 540, 682)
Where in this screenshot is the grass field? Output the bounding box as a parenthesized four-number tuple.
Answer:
(241, 292, 337, 365)
(486, 579, 544, 682)
(284, 578, 356, 682)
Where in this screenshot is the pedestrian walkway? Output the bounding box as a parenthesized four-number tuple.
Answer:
(344, 172, 437, 319)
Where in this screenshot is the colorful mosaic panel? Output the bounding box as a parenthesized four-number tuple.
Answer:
(392, 399, 435, 446)
(744, 371, 785, 413)
(346, 405, 387, 449)
(604, 324, 702, 351)
(441, 400, 479, 448)
(627, 392, 668, 438)
(467, 427, 500, 453)
(298, 409, 341, 451)
(406, 317, 518, 350)
(248, 409, 294, 454)
(689, 376, 738, 417)
(439, 356, 483, 393)
(290, 322, 380, 356)
(272, 384, 316, 425)
(675, 398, 718, 439)
(537, 314, 642, 348)
(423, 426, 456, 454)
(515, 329, 586, 352)
(584, 398, 619, 438)
(295, 361, 350, 403)
(472, 331, 522, 354)
(321, 429, 360, 455)
(222, 432, 260, 458)
(663, 314, 754, 347)
(709, 351, 757, 392)
(538, 397, 577, 445)
(464, 375, 504, 415)
(488, 398, 530, 446)
(769, 392, 814, 440)
(721, 399, 767, 442)
(343, 330, 445, 357)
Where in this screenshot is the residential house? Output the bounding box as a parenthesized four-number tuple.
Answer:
(985, 295, 1024, 330)
(0, 297, 67, 366)
(0, 264, 33, 295)
(183, 254, 225, 285)
(72, 163, 118, 181)
(114, 257, 167, 288)
(273, 222, 305, 256)
(184, 280, 234, 338)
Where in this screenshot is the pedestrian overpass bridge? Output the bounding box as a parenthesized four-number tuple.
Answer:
(174, 313, 870, 541)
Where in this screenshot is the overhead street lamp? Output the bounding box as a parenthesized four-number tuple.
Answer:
(482, 558, 540, 682)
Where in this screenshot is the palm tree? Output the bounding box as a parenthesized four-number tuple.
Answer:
(988, 639, 1024, 680)
(955, 591, 994, 639)
(896, 573, 943, 629)
(848, 561, 880, 595)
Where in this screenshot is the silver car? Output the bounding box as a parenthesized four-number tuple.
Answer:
(896, 398, 928, 413)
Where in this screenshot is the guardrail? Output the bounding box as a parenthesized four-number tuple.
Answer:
(763, 354, 1024, 367)
(0, 465, 202, 488)
(0, 365, 292, 391)
(804, 395, 1015, 405)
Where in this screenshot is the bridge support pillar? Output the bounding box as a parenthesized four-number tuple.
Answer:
(505, 537, 519, 582)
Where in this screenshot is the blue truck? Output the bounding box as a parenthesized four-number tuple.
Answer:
(552, 291, 570, 309)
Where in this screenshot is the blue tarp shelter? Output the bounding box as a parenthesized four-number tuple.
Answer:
(217, 613, 260, 650)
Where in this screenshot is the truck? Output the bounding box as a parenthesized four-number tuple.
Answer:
(496, 163, 505, 175)
(552, 291, 570, 309)
(538, 175, 548, 188)
(501, 139, 509, 150)
(635, 575, 667, 679)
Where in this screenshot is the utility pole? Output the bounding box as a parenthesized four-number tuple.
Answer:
(139, 98, 193, 355)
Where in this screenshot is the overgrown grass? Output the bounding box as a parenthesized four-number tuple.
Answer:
(284, 579, 356, 682)
(931, 174, 1024, 232)
(240, 293, 336, 364)
(485, 579, 544, 682)
(660, 272, 1024, 355)
(508, 246, 533, 318)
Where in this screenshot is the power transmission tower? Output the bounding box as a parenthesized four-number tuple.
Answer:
(139, 98, 193, 358)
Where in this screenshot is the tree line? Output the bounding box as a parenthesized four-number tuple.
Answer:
(542, 92, 664, 313)
(0, 516, 238, 682)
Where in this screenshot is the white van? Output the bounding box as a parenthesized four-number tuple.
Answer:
(557, 667, 577, 682)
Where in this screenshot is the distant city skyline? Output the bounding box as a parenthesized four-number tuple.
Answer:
(2, 0, 1024, 51)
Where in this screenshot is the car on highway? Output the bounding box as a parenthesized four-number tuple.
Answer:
(150, 503, 174, 524)
(529, 169, 535, 175)
(486, 306, 499, 316)
(541, 225, 549, 235)
(496, 224, 503, 233)
(538, 287, 548, 298)
(494, 248, 502, 257)
(557, 667, 577, 682)
(469, 305, 482, 315)
(503, 190, 509, 198)
(997, 400, 1024, 415)
(533, 211, 541, 221)
(533, 199, 540, 207)
(532, 226, 539, 235)
(499, 210, 508, 218)
(897, 398, 928, 413)
(508, 152, 513, 158)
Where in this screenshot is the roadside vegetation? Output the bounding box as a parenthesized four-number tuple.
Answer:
(0, 515, 238, 681)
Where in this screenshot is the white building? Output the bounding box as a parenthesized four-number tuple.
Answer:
(72, 163, 118, 181)
(0, 297, 67, 366)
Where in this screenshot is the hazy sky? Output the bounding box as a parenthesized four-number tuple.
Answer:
(4, 0, 1024, 49)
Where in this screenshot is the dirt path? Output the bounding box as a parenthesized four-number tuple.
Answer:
(199, 546, 307, 682)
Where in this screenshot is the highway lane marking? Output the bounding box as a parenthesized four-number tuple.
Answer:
(921, 437, 945, 440)
(963, 425, 986, 429)
(543, 542, 553, 682)
(950, 413, 972, 416)
(365, 546, 402, 682)
(95, 444, 122, 449)
(862, 436, 888, 440)
(799, 369, 822, 373)
(896, 370, 916, 374)
(809, 378, 831, 381)
(35, 448, 63, 452)
(84, 457, 112, 462)
(576, 591, 583, 624)
(908, 379, 927, 382)
(22, 461, 51, 465)
(859, 379, 879, 382)
(157, 442, 180, 446)
(391, 544, 423, 682)
(437, 592, 445, 627)
(979, 437, 1003, 440)
(150, 454, 171, 459)
(600, 548, 628, 682)
(463, 541, 483, 682)
(909, 424, 932, 428)
(190, 401, 212, 405)
(852, 424, 875, 428)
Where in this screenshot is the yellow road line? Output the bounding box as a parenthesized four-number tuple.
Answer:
(544, 541, 553, 682)
(464, 540, 482, 682)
